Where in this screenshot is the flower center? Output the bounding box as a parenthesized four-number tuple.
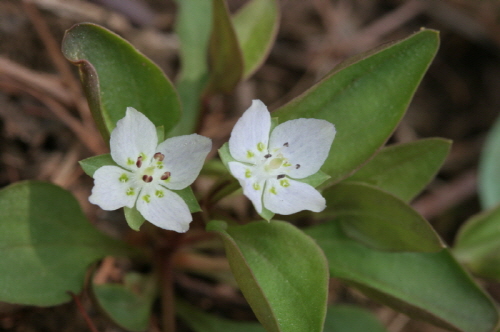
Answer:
(134, 152, 171, 184)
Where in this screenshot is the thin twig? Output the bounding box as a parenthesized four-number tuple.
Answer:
(68, 292, 100, 332)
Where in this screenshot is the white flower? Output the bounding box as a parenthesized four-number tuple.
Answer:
(89, 107, 211, 232)
(227, 100, 335, 216)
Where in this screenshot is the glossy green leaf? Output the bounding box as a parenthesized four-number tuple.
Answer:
(0, 181, 131, 306)
(322, 182, 443, 252)
(93, 273, 156, 332)
(323, 305, 388, 332)
(306, 221, 499, 332)
(233, 0, 279, 78)
(177, 300, 265, 332)
(62, 23, 181, 141)
(273, 30, 439, 184)
(479, 115, 500, 208)
(206, 0, 244, 94)
(207, 220, 329, 332)
(171, 0, 212, 136)
(344, 138, 451, 201)
(453, 204, 500, 281)
(80, 154, 115, 177)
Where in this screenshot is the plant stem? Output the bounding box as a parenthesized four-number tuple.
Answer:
(158, 247, 175, 332)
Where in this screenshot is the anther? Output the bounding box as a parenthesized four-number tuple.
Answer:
(142, 175, 153, 183)
(283, 142, 289, 147)
(277, 174, 286, 179)
(136, 155, 143, 168)
(264, 154, 272, 158)
(161, 171, 171, 181)
(154, 152, 165, 161)
(295, 164, 301, 169)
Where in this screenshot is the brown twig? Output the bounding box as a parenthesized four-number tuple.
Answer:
(412, 170, 478, 220)
(68, 292, 100, 332)
(22, 0, 94, 127)
(0, 79, 105, 154)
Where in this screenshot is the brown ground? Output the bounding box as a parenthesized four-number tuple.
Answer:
(1, 0, 500, 331)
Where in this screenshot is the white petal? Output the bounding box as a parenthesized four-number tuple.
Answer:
(89, 166, 139, 210)
(263, 178, 326, 215)
(156, 134, 211, 190)
(229, 161, 265, 213)
(269, 119, 335, 178)
(228, 100, 271, 163)
(110, 107, 158, 170)
(136, 185, 192, 232)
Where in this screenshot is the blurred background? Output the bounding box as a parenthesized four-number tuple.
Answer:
(2, 0, 500, 331)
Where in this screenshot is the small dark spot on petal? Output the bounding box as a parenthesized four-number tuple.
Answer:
(295, 164, 301, 169)
(283, 142, 289, 147)
(277, 174, 286, 179)
(264, 154, 272, 158)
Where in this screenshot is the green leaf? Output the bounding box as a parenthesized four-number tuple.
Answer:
(62, 23, 181, 141)
(344, 138, 451, 201)
(0, 181, 131, 306)
(323, 305, 388, 332)
(233, 0, 279, 78)
(79, 154, 115, 177)
(173, 186, 202, 213)
(479, 115, 500, 208)
(273, 29, 439, 184)
(306, 221, 499, 332)
(171, 0, 212, 136)
(207, 220, 328, 332)
(93, 273, 156, 332)
(177, 300, 265, 332)
(453, 204, 500, 281)
(206, 0, 244, 94)
(124, 206, 145, 231)
(322, 182, 443, 252)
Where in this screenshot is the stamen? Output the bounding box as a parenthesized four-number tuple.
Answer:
(136, 155, 143, 168)
(283, 142, 289, 147)
(295, 164, 301, 169)
(264, 154, 272, 159)
(154, 152, 165, 161)
(142, 175, 153, 183)
(277, 174, 285, 179)
(161, 171, 171, 181)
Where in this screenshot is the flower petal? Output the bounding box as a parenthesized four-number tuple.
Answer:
(110, 107, 158, 170)
(136, 185, 192, 232)
(89, 166, 139, 210)
(263, 177, 326, 214)
(229, 161, 265, 213)
(269, 118, 335, 178)
(156, 134, 212, 190)
(229, 100, 271, 163)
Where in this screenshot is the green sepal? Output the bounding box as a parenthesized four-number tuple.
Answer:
(173, 186, 201, 213)
(124, 206, 145, 231)
(79, 154, 116, 177)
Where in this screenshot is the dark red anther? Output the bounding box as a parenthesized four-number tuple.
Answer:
(295, 164, 301, 169)
(136, 155, 143, 168)
(264, 154, 272, 158)
(161, 171, 171, 180)
(154, 152, 165, 161)
(283, 142, 289, 147)
(142, 175, 153, 183)
(277, 174, 285, 179)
